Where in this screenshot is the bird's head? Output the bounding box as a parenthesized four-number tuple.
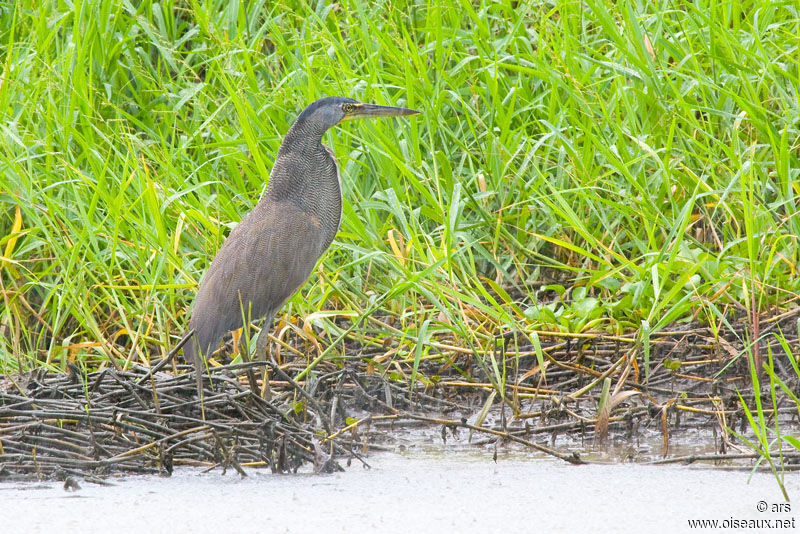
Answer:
(336, 98, 420, 124)
(293, 96, 420, 134)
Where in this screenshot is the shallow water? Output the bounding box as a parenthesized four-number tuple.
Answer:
(3, 450, 797, 533)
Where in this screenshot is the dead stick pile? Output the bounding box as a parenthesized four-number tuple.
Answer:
(1, 314, 799, 481)
(0, 362, 354, 481)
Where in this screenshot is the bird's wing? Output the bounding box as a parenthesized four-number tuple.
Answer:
(189, 201, 328, 353)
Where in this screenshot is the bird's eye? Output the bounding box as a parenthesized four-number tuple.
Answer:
(342, 103, 355, 113)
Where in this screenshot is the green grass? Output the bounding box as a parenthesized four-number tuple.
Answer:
(0, 0, 798, 390)
(733, 334, 799, 501)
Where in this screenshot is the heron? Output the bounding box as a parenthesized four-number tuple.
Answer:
(184, 96, 420, 398)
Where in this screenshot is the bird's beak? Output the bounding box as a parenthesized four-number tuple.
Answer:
(342, 103, 421, 122)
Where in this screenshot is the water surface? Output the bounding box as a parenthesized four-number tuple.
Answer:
(3, 451, 797, 533)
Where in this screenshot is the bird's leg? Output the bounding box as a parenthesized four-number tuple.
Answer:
(238, 328, 260, 397)
(235, 295, 261, 396)
(231, 328, 241, 360)
(241, 338, 261, 397)
(255, 321, 271, 361)
(256, 315, 274, 400)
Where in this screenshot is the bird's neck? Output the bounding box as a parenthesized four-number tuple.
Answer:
(280, 114, 329, 153)
(266, 126, 341, 216)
